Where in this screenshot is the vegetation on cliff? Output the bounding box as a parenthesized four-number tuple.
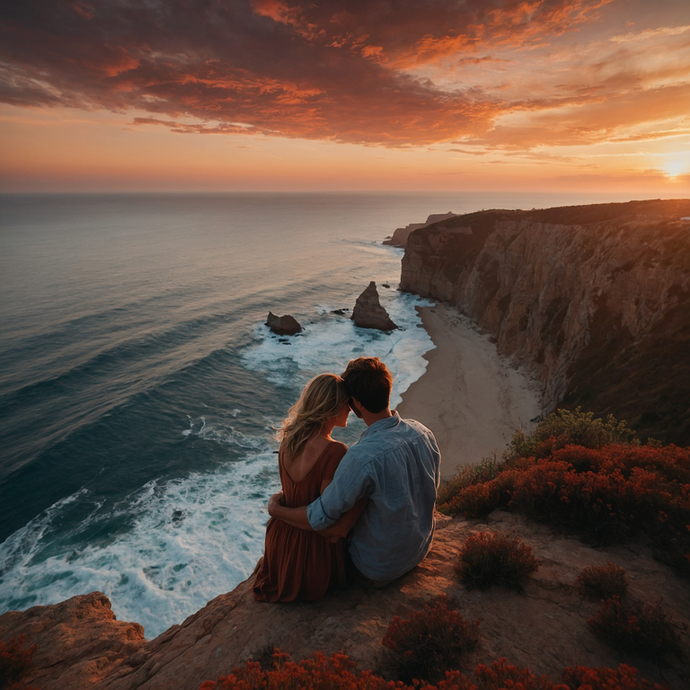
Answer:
(437, 409, 690, 578)
(201, 652, 667, 689)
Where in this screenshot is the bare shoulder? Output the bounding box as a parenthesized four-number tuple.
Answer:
(328, 439, 348, 456)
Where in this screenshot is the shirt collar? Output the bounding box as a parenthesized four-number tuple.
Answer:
(359, 410, 400, 440)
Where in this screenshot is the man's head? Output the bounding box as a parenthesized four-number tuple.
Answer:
(341, 357, 393, 414)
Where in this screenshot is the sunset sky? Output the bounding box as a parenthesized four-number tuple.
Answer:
(1, 0, 689, 193)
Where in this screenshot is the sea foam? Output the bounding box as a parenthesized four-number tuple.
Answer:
(0, 448, 277, 638)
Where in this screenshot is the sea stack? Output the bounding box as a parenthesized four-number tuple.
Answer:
(351, 282, 398, 331)
(266, 312, 302, 335)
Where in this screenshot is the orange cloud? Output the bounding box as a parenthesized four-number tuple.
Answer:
(0, 0, 686, 153)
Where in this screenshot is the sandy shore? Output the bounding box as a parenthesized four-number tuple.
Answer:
(396, 304, 542, 478)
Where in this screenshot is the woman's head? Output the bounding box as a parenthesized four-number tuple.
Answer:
(281, 373, 349, 459)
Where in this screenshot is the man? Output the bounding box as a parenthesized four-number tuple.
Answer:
(268, 356, 441, 587)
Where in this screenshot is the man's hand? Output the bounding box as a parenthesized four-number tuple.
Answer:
(267, 491, 285, 518)
(266, 492, 312, 531)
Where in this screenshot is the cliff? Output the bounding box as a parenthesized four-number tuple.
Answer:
(400, 199, 690, 445)
(2, 512, 688, 689)
(383, 212, 457, 248)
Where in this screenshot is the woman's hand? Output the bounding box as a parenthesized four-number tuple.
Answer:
(267, 491, 285, 517)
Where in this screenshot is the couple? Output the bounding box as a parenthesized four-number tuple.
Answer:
(253, 356, 441, 602)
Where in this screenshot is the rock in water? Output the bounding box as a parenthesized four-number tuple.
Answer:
(266, 312, 302, 335)
(351, 282, 398, 331)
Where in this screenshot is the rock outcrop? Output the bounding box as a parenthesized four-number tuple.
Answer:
(266, 312, 302, 335)
(351, 282, 398, 331)
(400, 199, 690, 444)
(0, 592, 146, 689)
(383, 212, 457, 248)
(2, 512, 688, 689)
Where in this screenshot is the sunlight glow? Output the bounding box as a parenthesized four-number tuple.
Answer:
(663, 156, 690, 178)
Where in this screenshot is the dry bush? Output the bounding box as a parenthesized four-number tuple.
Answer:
(588, 596, 682, 659)
(576, 563, 629, 601)
(381, 596, 480, 684)
(456, 532, 541, 592)
(562, 663, 667, 690)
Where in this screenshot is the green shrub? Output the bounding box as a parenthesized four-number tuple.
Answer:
(507, 408, 637, 460)
(455, 532, 541, 591)
(381, 596, 480, 684)
(576, 563, 629, 601)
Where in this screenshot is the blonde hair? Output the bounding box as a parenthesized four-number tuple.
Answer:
(280, 374, 348, 460)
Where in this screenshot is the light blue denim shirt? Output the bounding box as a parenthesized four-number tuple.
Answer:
(307, 412, 441, 582)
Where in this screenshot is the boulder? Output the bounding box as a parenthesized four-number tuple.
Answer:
(266, 312, 302, 335)
(351, 282, 397, 331)
(0, 591, 146, 690)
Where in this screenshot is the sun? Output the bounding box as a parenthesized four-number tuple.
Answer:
(662, 157, 689, 179)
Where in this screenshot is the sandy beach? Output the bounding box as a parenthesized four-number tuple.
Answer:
(396, 304, 542, 478)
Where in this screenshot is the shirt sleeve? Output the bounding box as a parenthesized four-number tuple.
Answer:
(307, 448, 372, 530)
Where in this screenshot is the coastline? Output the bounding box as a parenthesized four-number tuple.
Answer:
(396, 304, 542, 478)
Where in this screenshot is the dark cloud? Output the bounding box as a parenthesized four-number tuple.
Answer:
(0, 0, 645, 146)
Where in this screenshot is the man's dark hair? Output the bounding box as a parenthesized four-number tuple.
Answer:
(341, 357, 392, 413)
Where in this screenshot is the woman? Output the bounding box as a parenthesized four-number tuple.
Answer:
(253, 373, 362, 602)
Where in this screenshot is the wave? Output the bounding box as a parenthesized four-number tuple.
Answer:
(0, 448, 278, 639)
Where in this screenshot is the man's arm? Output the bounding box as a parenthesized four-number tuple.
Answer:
(267, 491, 313, 531)
(266, 492, 367, 539)
(267, 449, 371, 532)
(319, 496, 367, 540)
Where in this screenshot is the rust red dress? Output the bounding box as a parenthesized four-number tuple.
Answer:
(253, 440, 347, 602)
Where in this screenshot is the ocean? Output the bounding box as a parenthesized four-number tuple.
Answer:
(0, 190, 644, 638)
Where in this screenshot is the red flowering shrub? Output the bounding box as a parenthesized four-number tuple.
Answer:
(562, 663, 667, 690)
(381, 596, 480, 684)
(456, 532, 541, 591)
(441, 481, 505, 518)
(437, 455, 504, 510)
(199, 650, 403, 689)
(588, 596, 681, 659)
(200, 651, 665, 690)
(431, 658, 566, 690)
(576, 563, 629, 601)
(0, 635, 35, 688)
(438, 441, 690, 576)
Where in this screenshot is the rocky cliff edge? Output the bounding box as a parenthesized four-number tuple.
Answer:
(1, 512, 688, 689)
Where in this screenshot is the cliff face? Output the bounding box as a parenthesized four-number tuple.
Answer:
(400, 199, 690, 444)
